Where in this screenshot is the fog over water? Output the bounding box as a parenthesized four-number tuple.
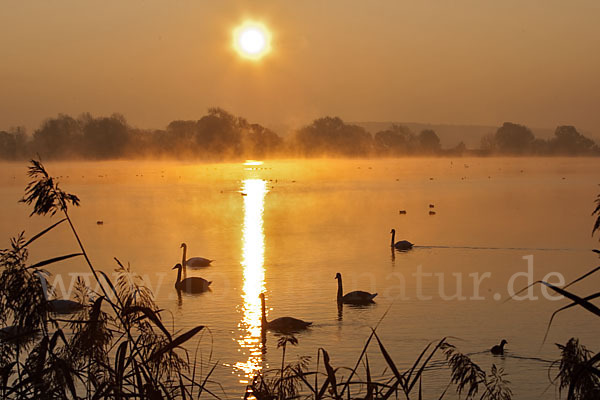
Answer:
(1, 157, 598, 398)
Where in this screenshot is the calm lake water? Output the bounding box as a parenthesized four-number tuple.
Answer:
(1, 157, 599, 399)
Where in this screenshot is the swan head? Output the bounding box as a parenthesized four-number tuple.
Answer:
(390, 228, 395, 234)
(172, 263, 183, 270)
(180, 243, 187, 249)
(500, 339, 508, 346)
(258, 293, 265, 300)
(335, 272, 341, 280)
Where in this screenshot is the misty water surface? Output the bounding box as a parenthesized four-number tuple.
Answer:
(0, 157, 599, 399)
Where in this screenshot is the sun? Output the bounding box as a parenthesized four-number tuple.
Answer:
(233, 21, 271, 60)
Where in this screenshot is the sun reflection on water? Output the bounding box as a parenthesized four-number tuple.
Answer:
(235, 178, 268, 382)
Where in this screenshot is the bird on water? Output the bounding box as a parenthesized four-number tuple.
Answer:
(390, 229, 413, 251)
(180, 243, 213, 268)
(260, 293, 312, 333)
(173, 263, 211, 293)
(335, 272, 377, 305)
(490, 339, 508, 355)
(49, 299, 84, 314)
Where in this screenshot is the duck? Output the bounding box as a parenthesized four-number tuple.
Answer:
(180, 243, 213, 268)
(259, 293, 311, 333)
(390, 229, 413, 251)
(49, 299, 85, 314)
(335, 273, 377, 305)
(173, 264, 211, 293)
(399, 210, 407, 215)
(490, 339, 508, 355)
(429, 211, 436, 216)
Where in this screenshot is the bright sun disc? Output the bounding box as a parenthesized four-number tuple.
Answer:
(233, 22, 271, 60)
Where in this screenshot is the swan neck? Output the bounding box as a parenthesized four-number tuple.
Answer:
(260, 296, 267, 325)
(337, 277, 343, 302)
(391, 230, 395, 247)
(181, 246, 187, 278)
(175, 267, 182, 286)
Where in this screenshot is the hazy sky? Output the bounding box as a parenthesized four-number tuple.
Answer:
(1, 0, 599, 133)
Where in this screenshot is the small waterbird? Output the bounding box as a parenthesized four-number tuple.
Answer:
(491, 339, 508, 355)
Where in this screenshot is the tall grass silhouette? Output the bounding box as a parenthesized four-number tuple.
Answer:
(0, 160, 213, 399)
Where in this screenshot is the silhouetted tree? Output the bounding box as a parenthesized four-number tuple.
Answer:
(294, 117, 373, 156)
(373, 124, 416, 155)
(196, 108, 244, 157)
(163, 120, 198, 155)
(493, 122, 535, 154)
(0, 127, 27, 160)
(549, 126, 598, 155)
(6, 111, 598, 160)
(243, 123, 283, 157)
(418, 129, 441, 153)
(80, 113, 130, 159)
(495, 122, 535, 154)
(32, 114, 83, 158)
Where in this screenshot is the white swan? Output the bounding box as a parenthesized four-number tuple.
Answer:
(390, 229, 413, 250)
(181, 243, 213, 268)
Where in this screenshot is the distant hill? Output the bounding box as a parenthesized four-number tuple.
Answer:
(354, 122, 556, 149)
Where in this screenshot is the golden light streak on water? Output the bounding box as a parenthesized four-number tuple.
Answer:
(234, 178, 268, 381)
(243, 160, 264, 166)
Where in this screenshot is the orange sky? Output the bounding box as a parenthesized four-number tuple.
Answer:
(1, 0, 599, 134)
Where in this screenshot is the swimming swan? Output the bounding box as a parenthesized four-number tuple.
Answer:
(49, 299, 84, 314)
(490, 339, 508, 355)
(181, 243, 213, 268)
(260, 293, 311, 333)
(335, 273, 377, 305)
(390, 229, 413, 250)
(173, 263, 211, 293)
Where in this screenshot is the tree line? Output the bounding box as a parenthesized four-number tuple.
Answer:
(0, 109, 598, 160)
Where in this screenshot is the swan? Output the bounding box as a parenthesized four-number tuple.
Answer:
(49, 299, 84, 314)
(0, 325, 38, 342)
(335, 273, 377, 305)
(490, 339, 508, 355)
(390, 229, 413, 251)
(36, 273, 84, 314)
(259, 293, 311, 333)
(181, 243, 213, 268)
(173, 264, 211, 293)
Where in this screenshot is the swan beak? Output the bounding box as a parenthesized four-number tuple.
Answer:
(172, 265, 178, 270)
